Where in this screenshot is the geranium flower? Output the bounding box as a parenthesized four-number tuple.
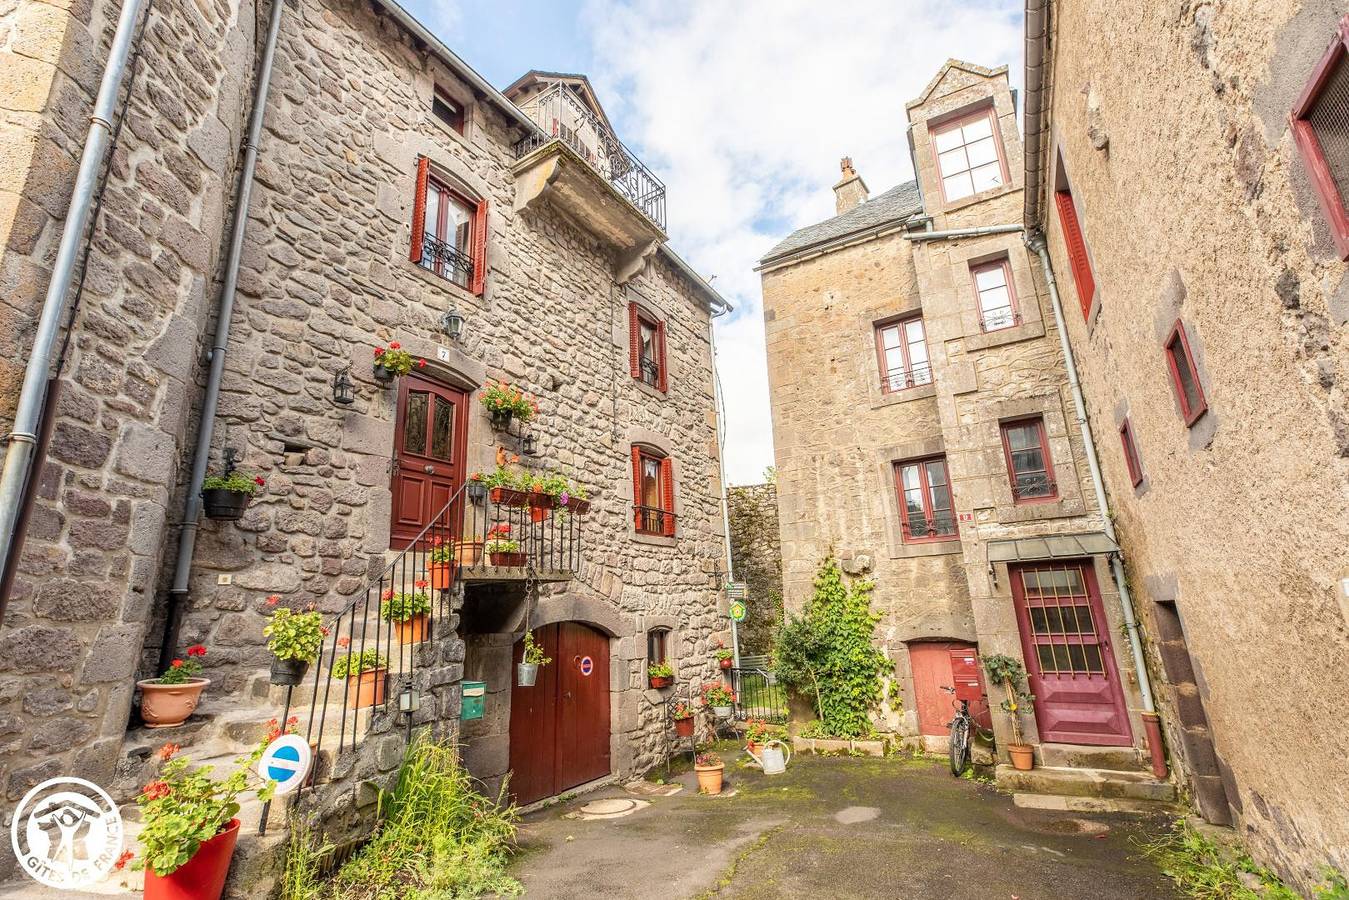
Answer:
(381, 589, 394, 601)
(321, 626, 330, 636)
(418, 359, 427, 368)
(113, 850, 135, 871)
(375, 346, 385, 356)
(389, 341, 400, 350)
(254, 476, 265, 486)
(170, 659, 183, 668)
(266, 594, 281, 606)
(337, 636, 351, 648)
(157, 742, 180, 761)
(142, 780, 171, 801)
(186, 644, 207, 657)
(415, 580, 428, 590)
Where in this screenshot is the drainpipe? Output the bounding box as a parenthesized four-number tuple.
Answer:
(0, 0, 151, 613)
(709, 306, 739, 667)
(902, 224, 1025, 241)
(1027, 233, 1166, 779)
(157, 0, 285, 672)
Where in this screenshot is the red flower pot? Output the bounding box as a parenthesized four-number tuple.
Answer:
(428, 561, 456, 590)
(527, 492, 555, 510)
(719, 658, 733, 670)
(143, 817, 240, 900)
(489, 487, 527, 507)
(565, 497, 591, 514)
(530, 506, 549, 524)
(490, 551, 527, 567)
(674, 716, 695, 738)
(649, 675, 673, 689)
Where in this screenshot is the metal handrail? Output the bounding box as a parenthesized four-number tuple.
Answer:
(881, 362, 934, 394)
(418, 233, 473, 288)
(633, 503, 674, 535)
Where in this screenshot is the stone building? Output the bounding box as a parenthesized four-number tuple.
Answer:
(1020, 0, 1349, 887)
(0, 0, 730, 885)
(726, 482, 782, 655)
(760, 60, 1168, 790)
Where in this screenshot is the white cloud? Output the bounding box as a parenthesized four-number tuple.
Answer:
(581, 0, 1022, 485)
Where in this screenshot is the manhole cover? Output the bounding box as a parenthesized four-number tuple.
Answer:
(567, 797, 651, 820)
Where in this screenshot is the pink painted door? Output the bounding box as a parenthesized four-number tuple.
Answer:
(1009, 561, 1133, 746)
(909, 641, 990, 736)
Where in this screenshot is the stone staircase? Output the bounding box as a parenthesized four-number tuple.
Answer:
(995, 743, 1178, 813)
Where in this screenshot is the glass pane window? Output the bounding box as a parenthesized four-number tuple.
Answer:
(421, 180, 476, 288)
(894, 456, 958, 543)
(932, 109, 1005, 202)
(429, 396, 454, 461)
(1001, 417, 1057, 502)
(972, 259, 1017, 331)
(647, 629, 669, 665)
(877, 316, 931, 393)
(403, 391, 428, 454)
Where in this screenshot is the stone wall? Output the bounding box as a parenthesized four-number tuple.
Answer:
(1038, 0, 1349, 886)
(726, 482, 782, 655)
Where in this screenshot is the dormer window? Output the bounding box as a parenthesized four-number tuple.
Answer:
(932, 107, 1005, 202)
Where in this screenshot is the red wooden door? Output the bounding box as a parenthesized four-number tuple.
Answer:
(508, 623, 610, 805)
(1009, 561, 1133, 746)
(391, 374, 468, 547)
(909, 641, 990, 736)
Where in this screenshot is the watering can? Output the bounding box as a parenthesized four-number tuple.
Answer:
(746, 739, 791, 775)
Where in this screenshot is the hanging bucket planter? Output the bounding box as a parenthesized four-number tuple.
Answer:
(518, 662, 538, 687)
(488, 408, 513, 430)
(674, 716, 694, 738)
(269, 657, 309, 686)
(201, 489, 251, 521)
(142, 818, 241, 900)
(372, 363, 396, 386)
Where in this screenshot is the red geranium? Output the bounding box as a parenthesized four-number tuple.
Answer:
(157, 743, 180, 761)
(186, 644, 207, 658)
(142, 780, 171, 801)
(170, 659, 183, 668)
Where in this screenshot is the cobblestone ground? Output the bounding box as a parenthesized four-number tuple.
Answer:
(511, 750, 1180, 900)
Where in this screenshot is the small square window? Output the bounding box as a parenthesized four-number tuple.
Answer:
(1164, 320, 1208, 426)
(970, 258, 1019, 332)
(1291, 16, 1349, 259)
(1119, 418, 1144, 487)
(1000, 417, 1058, 503)
(432, 88, 464, 134)
(931, 107, 1006, 203)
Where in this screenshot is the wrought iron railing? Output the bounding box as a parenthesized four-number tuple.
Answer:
(639, 357, 660, 388)
(634, 503, 674, 536)
(731, 667, 788, 724)
(513, 82, 667, 231)
(979, 307, 1020, 332)
(881, 362, 934, 394)
(1012, 473, 1056, 502)
(902, 509, 957, 541)
(418, 234, 473, 288)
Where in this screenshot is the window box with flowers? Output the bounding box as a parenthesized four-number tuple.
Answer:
(485, 532, 525, 567)
(200, 472, 265, 521)
(332, 644, 388, 709)
(477, 466, 529, 507)
(373, 341, 425, 386)
(648, 661, 674, 689)
(138, 645, 210, 728)
(480, 379, 538, 430)
(263, 596, 326, 686)
(381, 582, 432, 645)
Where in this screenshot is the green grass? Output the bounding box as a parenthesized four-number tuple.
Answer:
(736, 673, 789, 721)
(281, 738, 521, 900)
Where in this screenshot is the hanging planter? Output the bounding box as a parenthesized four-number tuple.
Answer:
(381, 584, 432, 645)
(518, 630, 551, 687)
(466, 478, 488, 504)
(489, 486, 528, 507)
(263, 601, 324, 686)
(488, 408, 514, 430)
(333, 649, 388, 709)
(200, 471, 265, 521)
(672, 700, 694, 737)
(372, 341, 424, 387)
(480, 378, 538, 430)
(715, 641, 734, 670)
(648, 662, 674, 689)
(138, 645, 210, 728)
(517, 661, 538, 687)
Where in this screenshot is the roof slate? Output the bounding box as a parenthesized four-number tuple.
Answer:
(760, 180, 924, 264)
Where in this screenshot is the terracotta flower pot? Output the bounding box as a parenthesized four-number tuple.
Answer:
(527, 492, 555, 510)
(138, 678, 210, 728)
(200, 488, 250, 521)
(565, 497, 591, 514)
(269, 657, 309, 686)
(395, 613, 429, 645)
(490, 550, 527, 567)
(345, 668, 387, 709)
(143, 817, 241, 900)
(453, 540, 483, 566)
(695, 761, 724, 795)
(530, 505, 549, 524)
(746, 740, 759, 755)
(649, 675, 673, 689)
(719, 658, 733, 670)
(428, 561, 456, 590)
(489, 487, 527, 507)
(1008, 743, 1035, 771)
(674, 716, 694, 738)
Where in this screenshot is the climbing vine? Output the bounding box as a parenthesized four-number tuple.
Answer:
(773, 554, 890, 738)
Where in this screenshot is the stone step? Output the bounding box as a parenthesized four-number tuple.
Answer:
(1036, 742, 1148, 772)
(994, 764, 1176, 803)
(1012, 792, 1180, 815)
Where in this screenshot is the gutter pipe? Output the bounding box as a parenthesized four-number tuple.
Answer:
(708, 304, 738, 665)
(1023, 0, 1049, 231)
(158, 0, 285, 672)
(0, 0, 151, 611)
(901, 224, 1025, 241)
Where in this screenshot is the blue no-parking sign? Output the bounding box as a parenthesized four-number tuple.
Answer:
(579, 655, 594, 677)
(258, 734, 312, 796)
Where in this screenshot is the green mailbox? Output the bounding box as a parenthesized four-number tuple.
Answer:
(461, 681, 486, 720)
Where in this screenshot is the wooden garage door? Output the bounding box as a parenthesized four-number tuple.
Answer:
(508, 622, 611, 805)
(909, 641, 991, 736)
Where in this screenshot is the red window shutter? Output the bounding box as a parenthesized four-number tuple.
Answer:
(469, 198, 488, 295)
(1055, 190, 1095, 320)
(656, 320, 668, 392)
(628, 303, 641, 380)
(409, 157, 430, 263)
(631, 446, 643, 530)
(660, 457, 675, 537)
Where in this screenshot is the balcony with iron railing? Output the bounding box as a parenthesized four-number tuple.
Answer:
(511, 82, 667, 278)
(417, 233, 474, 289)
(881, 362, 934, 395)
(902, 509, 958, 542)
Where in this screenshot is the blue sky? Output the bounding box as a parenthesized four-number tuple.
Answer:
(403, 0, 1024, 484)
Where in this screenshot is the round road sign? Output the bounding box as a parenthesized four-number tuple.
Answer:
(579, 655, 594, 676)
(258, 734, 312, 796)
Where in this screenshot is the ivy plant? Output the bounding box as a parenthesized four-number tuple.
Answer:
(773, 554, 889, 739)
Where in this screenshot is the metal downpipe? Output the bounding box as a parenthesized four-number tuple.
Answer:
(901, 224, 1024, 241)
(709, 305, 739, 666)
(158, 0, 286, 671)
(0, 0, 150, 610)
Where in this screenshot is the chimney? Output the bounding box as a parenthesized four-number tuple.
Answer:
(834, 157, 869, 214)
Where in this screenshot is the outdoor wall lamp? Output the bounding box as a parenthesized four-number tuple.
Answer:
(521, 432, 538, 456)
(331, 368, 355, 406)
(440, 307, 464, 341)
(399, 684, 422, 714)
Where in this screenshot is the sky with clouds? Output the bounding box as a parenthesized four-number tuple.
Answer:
(404, 0, 1024, 484)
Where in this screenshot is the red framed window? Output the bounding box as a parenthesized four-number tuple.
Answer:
(876, 315, 932, 393)
(1164, 320, 1208, 426)
(1000, 417, 1058, 503)
(631, 446, 675, 536)
(647, 628, 669, 666)
(409, 157, 487, 294)
(1055, 189, 1096, 320)
(628, 303, 668, 392)
(931, 107, 1006, 203)
(1291, 15, 1349, 260)
(894, 456, 957, 543)
(1119, 418, 1144, 487)
(432, 87, 464, 134)
(971, 258, 1019, 331)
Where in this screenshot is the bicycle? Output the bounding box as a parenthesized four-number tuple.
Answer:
(941, 685, 991, 777)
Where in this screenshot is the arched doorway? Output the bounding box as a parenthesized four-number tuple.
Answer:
(508, 622, 611, 805)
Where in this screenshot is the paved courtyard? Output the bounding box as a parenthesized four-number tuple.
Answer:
(511, 750, 1180, 900)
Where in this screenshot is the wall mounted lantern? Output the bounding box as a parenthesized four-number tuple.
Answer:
(332, 368, 355, 406)
(440, 307, 464, 341)
(521, 432, 538, 457)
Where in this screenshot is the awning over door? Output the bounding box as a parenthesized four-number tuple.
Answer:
(986, 531, 1119, 563)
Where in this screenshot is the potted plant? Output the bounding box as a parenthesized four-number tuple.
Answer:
(480, 378, 538, 429)
(130, 741, 274, 900)
(983, 653, 1036, 771)
(701, 681, 735, 719)
(263, 597, 325, 686)
(200, 471, 265, 521)
(672, 700, 695, 737)
(466, 471, 488, 504)
(745, 718, 770, 754)
(381, 583, 432, 645)
(648, 661, 674, 689)
(427, 537, 458, 589)
(373, 341, 423, 385)
(715, 640, 734, 671)
(694, 750, 724, 795)
(518, 630, 551, 687)
(453, 537, 484, 567)
(482, 467, 528, 507)
(561, 481, 590, 515)
(486, 535, 525, 567)
(332, 645, 388, 709)
(138, 645, 210, 728)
